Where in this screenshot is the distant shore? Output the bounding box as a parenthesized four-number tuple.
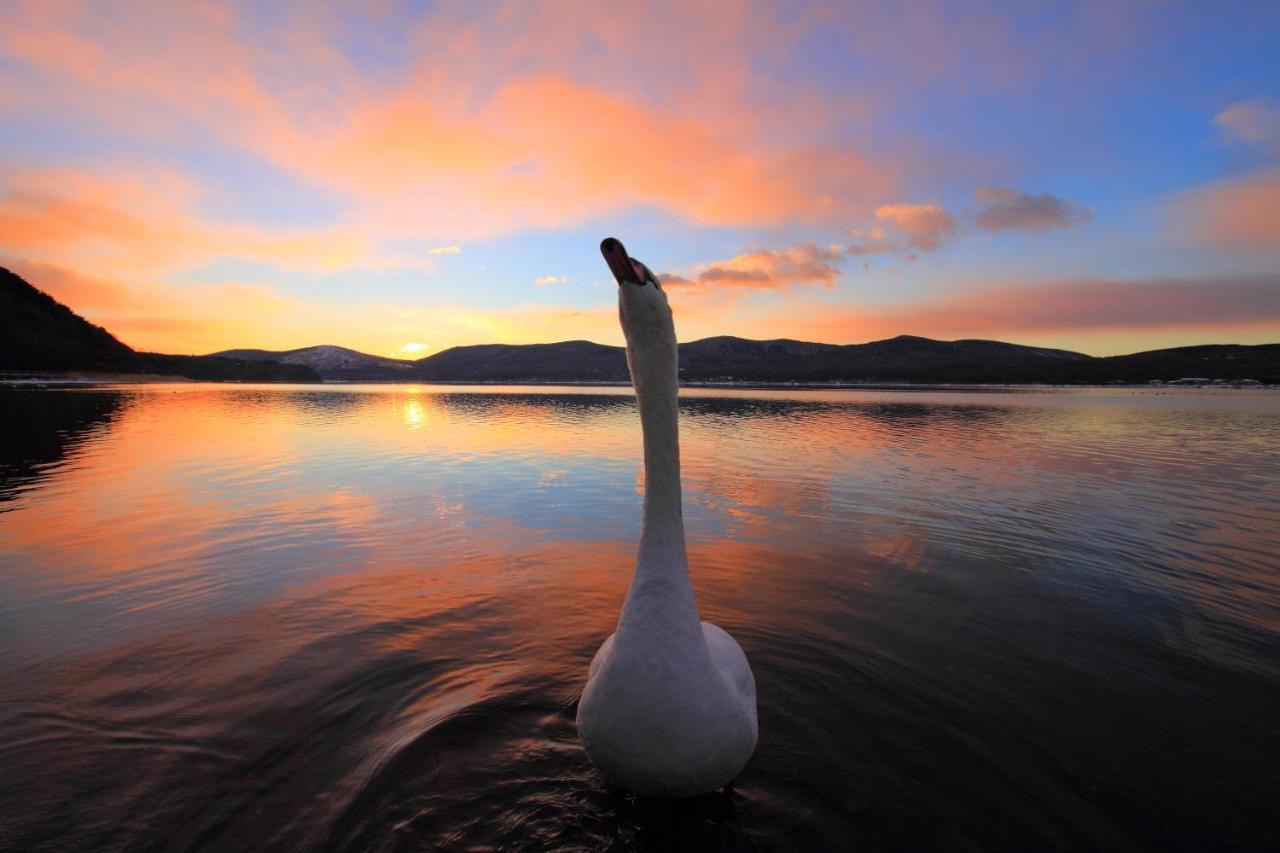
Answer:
(0, 372, 198, 386)
(3, 372, 1274, 391)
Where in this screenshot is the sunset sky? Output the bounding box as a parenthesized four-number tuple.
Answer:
(1, 1, 1278, 357)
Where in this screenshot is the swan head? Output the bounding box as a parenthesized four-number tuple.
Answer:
(603, 240, 674, 349)
(601, 237, 676, 388)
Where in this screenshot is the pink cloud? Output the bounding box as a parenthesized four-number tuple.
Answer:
(849, 188, 1089, 260)
(1173, 168, 1280, 254)
(1214, 98, 1280, 150)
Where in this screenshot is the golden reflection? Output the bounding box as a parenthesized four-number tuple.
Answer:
(401, 396, 428, 430)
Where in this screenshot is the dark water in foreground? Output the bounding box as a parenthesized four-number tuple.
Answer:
(0, 384, 1277, 851)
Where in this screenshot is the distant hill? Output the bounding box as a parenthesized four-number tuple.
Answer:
(213, 345, 414, 381)
(416, 340, 627, 382)
(0, 266, 321, 382)
(675, 335, 1094, 383)
(5, 264, 1276, 385)
(211, 334, 1279, 384)
(676, 336, 1277, 384)
(1085, 345, 1280, 384)
(138, 353, 323, 383)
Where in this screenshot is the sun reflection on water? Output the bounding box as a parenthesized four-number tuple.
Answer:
(400, 395, 428, 430)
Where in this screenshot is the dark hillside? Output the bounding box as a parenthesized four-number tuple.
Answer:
(0, 266, 320, 382)
(0, 266, 142, 372)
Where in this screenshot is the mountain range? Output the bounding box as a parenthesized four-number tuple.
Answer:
(4, 264, 1277, 384)
(211, 335, 1280, 384)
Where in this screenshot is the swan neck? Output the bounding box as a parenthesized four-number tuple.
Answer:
(636, 346, 684, 568)
(619, 318, 699, 628)
(615, 300, 701, 645)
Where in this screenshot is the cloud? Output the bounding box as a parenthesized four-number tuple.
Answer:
(1183, 101, 1280, 253)
(286, 75, 891, 240)
(872, 203, 956, 251)
(656, 272, 697, 287)
(974, 186, 1091, 232)
(1170, 167, 1280, 253)
(534, 275, 568, 286)
(849, 189, 1088, 259)
(0, 3, 897, 244)
(0, 168, 210, 272)
(426, 245, 461, 255)
(0, 166, 427, 277)
(659, 243, 845, 291)
(1214, 98, 1280, 149)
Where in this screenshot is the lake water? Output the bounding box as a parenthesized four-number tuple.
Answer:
(1, 384, 1277, 851)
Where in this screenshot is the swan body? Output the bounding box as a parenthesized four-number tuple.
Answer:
(577, 242, 757, 797)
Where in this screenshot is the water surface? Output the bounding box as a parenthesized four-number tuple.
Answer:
(1, 384, 1277, 851)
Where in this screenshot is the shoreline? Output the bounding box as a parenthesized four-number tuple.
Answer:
(2, 372, 1274, 391)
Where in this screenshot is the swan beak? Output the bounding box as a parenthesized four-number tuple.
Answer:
(601, 237, 639, 285)
(601, 236, 662, 290)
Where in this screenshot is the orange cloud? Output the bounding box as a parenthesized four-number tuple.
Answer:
(0, 3, 895, 243)
(1173, 168, 1280, 254)
(872, 203, 957, 251)
(659, 243, 845, 291)
(0, 167, 440, 277)
(272, 75, 890, 240)
(0, 168, 216, 275)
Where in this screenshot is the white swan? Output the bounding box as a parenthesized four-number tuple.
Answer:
(577, 238, 757, 798)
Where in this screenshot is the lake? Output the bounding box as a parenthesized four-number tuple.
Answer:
(1, 384, 1277, 851)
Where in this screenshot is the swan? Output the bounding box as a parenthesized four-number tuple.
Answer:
(576, 237, 758, 798)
